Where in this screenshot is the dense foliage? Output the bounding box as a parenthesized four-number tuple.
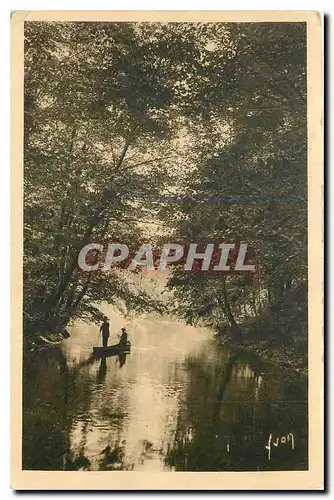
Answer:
(24, 21, 307, 350)
(162, 23, 307, 348)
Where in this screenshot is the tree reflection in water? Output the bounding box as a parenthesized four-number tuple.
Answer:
(23, 347, 71, 470)
(165, 349, 307, 471)
(23, 347, 130, 471)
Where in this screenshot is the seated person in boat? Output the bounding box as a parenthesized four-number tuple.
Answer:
(119, 327, 128, 346)
(100, 317, 110, 347)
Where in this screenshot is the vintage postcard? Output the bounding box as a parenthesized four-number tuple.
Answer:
(11, 10, 323, 490)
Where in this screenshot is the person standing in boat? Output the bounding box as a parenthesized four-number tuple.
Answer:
(119, 327, 128, 346)
(100, 317, 110, 347)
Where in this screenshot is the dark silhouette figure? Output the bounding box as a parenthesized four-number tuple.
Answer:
(119, 327, 128, 346)
(100, 318, 110, 347)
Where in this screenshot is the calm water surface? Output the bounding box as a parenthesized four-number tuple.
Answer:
(23, 310, 308, 471)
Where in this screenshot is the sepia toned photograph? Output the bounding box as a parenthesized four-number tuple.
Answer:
(11, 10, 323, 490)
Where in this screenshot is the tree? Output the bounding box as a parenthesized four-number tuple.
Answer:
(24, 21, 239, 338)
(163, 23, 307, 342)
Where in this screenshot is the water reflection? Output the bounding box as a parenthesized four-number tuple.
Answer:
(166, 349, 307, 471)
(118, 352, 127, 368)
(23, 311, 307, 471)
(97, 358, 107, 384)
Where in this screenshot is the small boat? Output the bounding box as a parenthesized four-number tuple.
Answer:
(93, 342, 131, 357)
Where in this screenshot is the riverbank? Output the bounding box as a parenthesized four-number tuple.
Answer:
(216, 336, 307, 377)
(241, 340, 307, 376)
(215, 282, 308, 375)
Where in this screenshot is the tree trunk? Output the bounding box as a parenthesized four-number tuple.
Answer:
(219, 277, 242, 341)
(42, 138, 133, 329)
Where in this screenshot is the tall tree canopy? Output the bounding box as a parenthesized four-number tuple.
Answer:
(24, 21, 307, 346)
(162, 23, 307, 344)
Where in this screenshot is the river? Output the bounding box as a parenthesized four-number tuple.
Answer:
(23, 309, 308, 471)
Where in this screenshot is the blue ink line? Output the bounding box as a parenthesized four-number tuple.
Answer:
(126, 196, 307, 203)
